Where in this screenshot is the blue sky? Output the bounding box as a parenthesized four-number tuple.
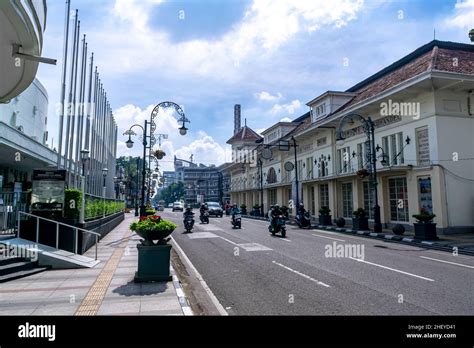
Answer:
(37, 0, 473, 171)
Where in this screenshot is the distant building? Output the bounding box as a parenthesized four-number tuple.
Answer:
(162, 171, 176, 189)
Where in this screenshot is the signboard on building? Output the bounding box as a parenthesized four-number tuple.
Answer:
(31, 169, 66, 211)
(416, 127, 430, 166)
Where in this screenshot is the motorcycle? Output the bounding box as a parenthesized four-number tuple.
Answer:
(184, 215, 194, 233)
(200, 211, 210, 224)
(269, 215, 286, 238)
(296, 211, 311, 229)
(231, 212, 242, 229)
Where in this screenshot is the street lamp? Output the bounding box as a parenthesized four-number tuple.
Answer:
(124, 101, 190, 217)
(102, 168, 108, 218)
(336, 114, 382, 232)
(257, 159, 264, 217)
(79, 149, 90, 224)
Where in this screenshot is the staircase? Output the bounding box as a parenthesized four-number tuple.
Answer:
(0, 255, 49, 283)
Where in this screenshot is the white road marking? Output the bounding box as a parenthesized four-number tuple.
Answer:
(312, 229, 368, 241)
(349, 257, 434, 282)
(187, 232, 219, 239)
(272, 261, 330, 288)
(239, 243, 272, 251)
(425, 249, 473, 260)
(312, 233, 346, 242)
(420, 256, 474, 269)
(268, 235, 291, 242)
(218, 236, 239, 246)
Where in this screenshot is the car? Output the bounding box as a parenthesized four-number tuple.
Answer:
(206, 202, 223, 217)
(168, 203, 173, 208)
(172, 202, 184, 212)
(156, 205, 164, 212)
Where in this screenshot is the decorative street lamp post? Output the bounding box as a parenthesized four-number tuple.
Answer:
(257, 159, 264, 217)
(102, 167, 108, 218)
(124, 102, 190, 218)
(336, 113, 382, 232)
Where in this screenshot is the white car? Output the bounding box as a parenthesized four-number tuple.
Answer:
(172, 202, 184, 212)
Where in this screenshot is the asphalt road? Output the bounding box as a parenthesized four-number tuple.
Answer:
(165, 210, 474, 315)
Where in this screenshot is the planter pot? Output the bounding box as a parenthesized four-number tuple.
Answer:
(134, 244, 172, 282)
(135, 228, 175, 246)
(414, 222, 438, 240)
(319, 215, 332, 226)
(352, 217, 369, 231)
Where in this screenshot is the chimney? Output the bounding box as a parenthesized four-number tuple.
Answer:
(234, 104, 241, 134)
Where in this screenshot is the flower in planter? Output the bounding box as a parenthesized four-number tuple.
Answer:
(353, 208, 367, 218)
(130, 217, 177, 245)
(356, 168, 369, 178)
(153, 149, 166, 160)
(319, 206, 331, 216)
(413, 208, 436, 223)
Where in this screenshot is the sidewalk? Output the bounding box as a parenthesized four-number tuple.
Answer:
(0, 214, 190, 315)
(243, 215, 474, 255)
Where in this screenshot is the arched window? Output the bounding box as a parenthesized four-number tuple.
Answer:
(267, 167, 277, 184)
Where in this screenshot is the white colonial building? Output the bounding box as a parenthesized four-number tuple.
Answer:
(230, 40, 474, 234)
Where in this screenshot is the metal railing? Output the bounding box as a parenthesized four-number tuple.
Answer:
(17, 211, 101, 260)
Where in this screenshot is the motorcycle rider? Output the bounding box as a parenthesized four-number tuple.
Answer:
(230, 203, 240, 218)
(199, 202, 208, 217)
(183, 205, 195, 228)
(270, 204, 283, 231)
(297, 202, 306, 216)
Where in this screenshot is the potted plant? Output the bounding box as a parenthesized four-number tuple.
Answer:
(336, 217, 345, 228)
(318, 206, 332, 226)
(153, 149, 166, 160)
(352, 208, 369, 231)
(130, 215, 177, 282)
(251, 204, 260, 216)
(240, 204, 247, 215)
(413, 208, 437, 240)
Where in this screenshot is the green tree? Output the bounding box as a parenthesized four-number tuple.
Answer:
(158, 182, 185, 204)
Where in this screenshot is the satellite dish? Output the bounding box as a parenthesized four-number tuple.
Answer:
(262, 148, 273, 160)
(284, 161, 294, 172)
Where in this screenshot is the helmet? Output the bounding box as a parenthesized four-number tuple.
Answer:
(274, 204, 280, 209)
(233, 203, 237, 207)
(299, 203, 304, 207)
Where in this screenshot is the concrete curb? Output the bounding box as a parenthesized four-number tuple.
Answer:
(170, 266, 193, 316)
(312, 225, 474, 256)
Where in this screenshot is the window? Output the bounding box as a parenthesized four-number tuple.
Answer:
(389, 177, 409, 222)
(381, 132, 405, 166)
(337, 147, 351, 174)
(416, 127, 430, 166)
(341, 183, 353, 218)
(267, 167, 277, 184)
(363, 181, 374, 219)
(317, 137, 327, 147)
(268, 189, 277, 206)
(319, 184, 329, 208)
(357, 143, 363, 169)
(306, 157, 313, 179)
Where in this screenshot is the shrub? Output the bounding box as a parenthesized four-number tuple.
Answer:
(392, 224, 405, 235)
(319, 206, 331, 216)
(413, 208, 436, 223)
(64, 189, 82, 220)
(353, 208, 367, 218)
(336, 217, 346, 227)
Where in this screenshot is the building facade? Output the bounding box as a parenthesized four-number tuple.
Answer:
(230, 40, 474, 234)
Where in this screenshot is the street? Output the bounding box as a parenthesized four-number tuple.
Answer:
(165, 210, 474, 315)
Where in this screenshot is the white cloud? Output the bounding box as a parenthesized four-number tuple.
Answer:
(254, 91, 283, 101)
(90, 0, 365, 79)
(280, 117, 293, 122)
(174, 132, 232, 165)
(444, 0, 474, 29)
(271, 100, 302, 115)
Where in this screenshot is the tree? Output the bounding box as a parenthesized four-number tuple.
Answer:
(158, 182, 185, 204)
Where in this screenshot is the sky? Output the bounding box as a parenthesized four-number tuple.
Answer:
(36, 0, 474, 171)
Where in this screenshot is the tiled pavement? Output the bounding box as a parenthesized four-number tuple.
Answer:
(0, 214, 186, 316)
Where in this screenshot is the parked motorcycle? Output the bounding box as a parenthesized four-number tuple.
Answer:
(269, 215, 286, 237)
(184, 215, 194, 233)
(200, 211, 210, 224)
(231, 211, 242, 229)
(296, 211, 311, 229)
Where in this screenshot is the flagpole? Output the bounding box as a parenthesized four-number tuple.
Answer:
(64, 10, 78, 184)
(57, 0, 71, 169)
(67, 19, 81, 187)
